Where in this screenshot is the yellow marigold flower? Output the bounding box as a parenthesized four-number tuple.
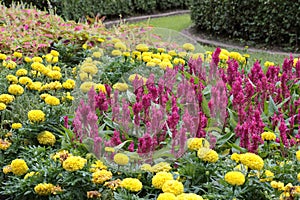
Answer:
(128, 74, 142, 82)
(92, 169, 113, 184)
(6, 74, 18, 84)
(11, 159, 29, 175)
(80, 81, 96, 93)
(159, 61, 173, 70)
(168, 50, 177, 57)
(197, 147, 219, 163)
(51, 150, 72, 163)
(19, 77, 32, 85)
(151, 162, 172, 173)
(47, 81, 62, 90)
(178, 52, 188, 58)
(151, 58, 162, 64)
(90, 160, 107, 172)
(177, 193, 204, 200)
(0, 94, 14, 104)
(53, 66, 61, 71)
(157, 193, 177, 200)
(0, 103, 6, 111)
(24, 171, 38, 179)
(264, 61, 275, 68)
(92, 51, 102, 58)
(44, 54, 53, 63)
(0, 139, 11, 150)
(32, 56, 43, 63)
(81, 63, 98, 75)
(47, 71, 62, 80)
(225, 171, 245, 186)
(162, 180, 184, 195)
(231, 153, 240, 162)
(62, 79, 76, 90)
(140, 163, 152, 172)
(40, 93, 50, 100)
(87, 191, 101, 198)
(113, 153, 129, 165)
(27, 82, 42, 91)
(136, 44, 149, 52)
(187, 138, 210, 151)
(64, 92, 74, 101)
(11, 123, 22, 129)
(37, 131, 56, 146)
(104, 179, 121, 190)
(50, 50, 59, 57)
(219, 53, 229, 61)
(44, 95, 60, 106)
(261, 131, 276, 141)
(229, 52, 243, 62)
(8, 84, 24, 96)
(152, 53, 162, 60)
(183, 43, 195, 52)
(24, 57, 31, 62)
(6, 61, 17, 69)
(16, 69, 28, 76)
(121, 178, 143, 192)
(173, 58, 185, 65)
(260, 170, 274, 182)
(161, 53, 172, 60)
(28, 110, 45, 123)
(0, 53, 7, 60)
(104, 147, 115, 152)
(296, 150, 300, 161)
(112, 82, 128, 92)
(111, 50, 122, 56)
(152, 172, 174, 189)
(63, 156, 87, 172)
(142, 55, 151, 62)
(146, 61, 157, 67)
(13, 52, 22, 58)
(34, 183, 54, 196)
(3, 165, 12, 174)
(239, 153, 264, 170)
(114, 42, 127, 51)
(52, 56, 58, 63)
(31, 62, 45, 71)
(270, 181, 285, 190)
(293, 58, 299, 67)
(157, 48, 165, 53)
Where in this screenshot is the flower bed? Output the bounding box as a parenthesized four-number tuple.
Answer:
(1, 5, 300, 200)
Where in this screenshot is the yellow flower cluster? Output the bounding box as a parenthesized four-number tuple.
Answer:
(28, 110, 46, 123)
(296, 150, 300, 161)
(13, 52, 22, 58)
(37, 131, 56, 146)
(11, 159, 29, 176)
(187, 138, 210, 151)
(16, 68, 28, 76)
(112, 82, 129, 92)
(162, 180, 184, 195)
(19, 77, 32, 85)
(177, 193, 204, 200)
(80, 81, 96, 93)
(231, 153, 240, 162)
(264, 61, 275, 67)
(44, 95, 60, 106)
(34, 183, 54, 196)
(0, 103, 6, 111)
(261, 131, 276, 141)
(8, 84, 24, 95)
(157, 193, 177, 200)
(121, 178, 143, 192)
(271, 181, 285, 190)
(62, 156, 87, 171)
(152, 172, 174, 189)
(182, 43, 195, 52)
(259, 170, 274, 182)
(0, 94, 15, 104)
(11, 123, 22, 129)
(51, 150, 72, 163)
(197, 147, 219, 163)
(0, 139, 11, 150)
(6, 74, 18, 84)
(239, 153, 264, 170)
(150, 162, 172, 173)
(3, 165, 12, 174)
(113, 153, 129, 165)
(62, 79, 76, 89)
(136, 44, 149, 52)
(92, 169, 113, 184)
(103, 179, 122, 190)
(224, 171, 245, 186)
(0, 53, 7, 60)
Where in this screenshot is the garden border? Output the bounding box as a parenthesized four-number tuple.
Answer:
(104, 10, 300, 56)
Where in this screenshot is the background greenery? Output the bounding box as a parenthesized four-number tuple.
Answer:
(190, 0, 300, 52)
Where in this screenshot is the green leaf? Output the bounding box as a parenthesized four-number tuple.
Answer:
(268, 96, 278, 117)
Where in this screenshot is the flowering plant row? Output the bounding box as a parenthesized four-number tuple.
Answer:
(1, 5, 300, 200)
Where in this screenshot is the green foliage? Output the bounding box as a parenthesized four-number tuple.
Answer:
(190, 0, 300, 51)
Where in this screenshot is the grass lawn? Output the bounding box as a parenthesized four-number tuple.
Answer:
(134, 14, 192, 32)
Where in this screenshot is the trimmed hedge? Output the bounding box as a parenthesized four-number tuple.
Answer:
(3, 0, 192, 21)
(190, 0, 300, 51)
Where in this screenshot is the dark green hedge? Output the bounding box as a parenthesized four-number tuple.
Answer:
(3, 0, 191, 21)
(190, 0, 300, 51)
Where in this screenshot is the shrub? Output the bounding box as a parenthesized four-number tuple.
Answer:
(190, 0, 300, 51)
